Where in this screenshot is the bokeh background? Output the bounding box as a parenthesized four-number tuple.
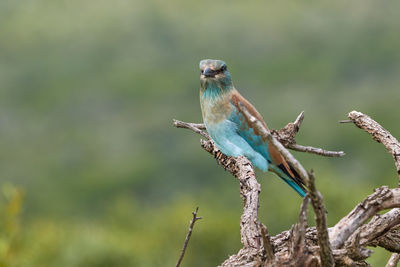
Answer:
(1, 0, 400, 266)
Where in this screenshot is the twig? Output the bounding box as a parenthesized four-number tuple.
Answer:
(386, 253, 400, 267)
(293, 111, 305, 129)
(271, 111, 345, 157)
(287, 144, 345, 157)
(308, 170, 334, 267)
(347, 110, 400, 185)
(173, 120, 209, 139)
(261, 224, 275, 263)
(176, 207, 202, 267)
(292, 195, 310, 256)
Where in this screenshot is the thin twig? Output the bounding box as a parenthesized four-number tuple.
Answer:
(261, 224, 275, 263)
(308, 170, 334, 267)
(293, 195, 310, 253)
(287, 144, 345, 157)
(386, 253, 400, 267)
(339, 120, 353, 124)
(173, 120, 209, 139)
(176, 207, 202, 267)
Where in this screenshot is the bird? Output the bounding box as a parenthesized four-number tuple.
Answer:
(199, 59, 306, 197)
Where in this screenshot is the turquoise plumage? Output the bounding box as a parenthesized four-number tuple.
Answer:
(199, 59, 306, 197)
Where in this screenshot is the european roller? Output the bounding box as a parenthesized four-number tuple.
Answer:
(199, 59, 306, 197)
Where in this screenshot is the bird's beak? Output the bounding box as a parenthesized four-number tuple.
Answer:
(203, 67, 216, 78)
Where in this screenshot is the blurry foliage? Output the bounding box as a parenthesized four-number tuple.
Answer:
(0, 184, 24, 267)
(0, 0, 399, 266)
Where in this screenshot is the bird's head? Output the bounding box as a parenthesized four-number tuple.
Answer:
(199, 59, 233, 91)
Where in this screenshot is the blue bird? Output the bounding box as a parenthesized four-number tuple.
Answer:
(199, 59, 306, 197)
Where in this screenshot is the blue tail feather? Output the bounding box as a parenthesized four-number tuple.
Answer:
(269, 165, 307, 197)
(281, 178, 307, 198)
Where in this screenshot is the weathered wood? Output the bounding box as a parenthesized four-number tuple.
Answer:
(348, 111, 400, 186)
(176, 207, 202, 267)
(386, 253, 400, 267)
(173, 110, 400, 266)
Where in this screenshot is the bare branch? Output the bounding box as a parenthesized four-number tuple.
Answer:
(287, 144, 345, 157)
(176, 207, 202, 267)
(291, 195, 310, 258)
(347, 111, 400, 185)
(330, 187, 400, 249)
(358, 208, 400, 247)
(173, 110, 400, 266)
(368, 227, 400, 253)
(308, 170, 334, 266)
(271, 111, 344, 157)
(173, 112, 345, 158)
(238, 104, 334, 266)
(261, 224, 275, 263)
(293, 111, 305, 129)
(339, 120, 353, 124)
(173, 119, 209, 139)
(386, 253, 400, 267)
(198, 139, 263, 266)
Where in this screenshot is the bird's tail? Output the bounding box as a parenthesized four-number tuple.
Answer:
(269, 164, 307, 198)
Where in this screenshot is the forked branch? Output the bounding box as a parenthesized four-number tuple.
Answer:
(173, 109, 400, 266)
(176, 207, 202, 267)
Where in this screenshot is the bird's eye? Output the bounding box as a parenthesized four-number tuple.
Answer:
(221, 65, 227, 71)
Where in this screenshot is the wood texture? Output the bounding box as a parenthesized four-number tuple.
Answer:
(174, 110, 400, 266)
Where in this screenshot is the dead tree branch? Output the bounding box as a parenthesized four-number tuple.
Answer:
(173, 109, 400, 266)
(386, 253, 400, 267)
(358, 208, 400, 247)
(272, 111, 344, 157)
(288, 195, 313, 265)
(374, 229, 400, 253)
(308, 170, 334, 266)
(329, 186, 400, 249)
(173, 119, 209, 139)
(261, 224, 275, 263)
(173, 111, 345, 158)
(347, 111, 400, 185)
(200, 139, 264, 266)
(238, 103, 333, 266)
(176, 207, 202, 267)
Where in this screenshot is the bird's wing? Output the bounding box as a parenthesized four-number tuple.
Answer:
(229, 90, 270, 158)
(230, 90, 307, 195)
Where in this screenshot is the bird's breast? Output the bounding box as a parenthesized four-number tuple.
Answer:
(201, 92, 234, 125)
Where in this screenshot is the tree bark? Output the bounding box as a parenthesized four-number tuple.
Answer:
(174, 110, 400, 266)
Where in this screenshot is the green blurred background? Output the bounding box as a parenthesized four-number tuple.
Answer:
(1, 0, 399, 266)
